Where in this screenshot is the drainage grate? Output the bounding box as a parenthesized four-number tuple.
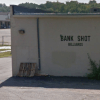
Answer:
(18, 63, 36, 77)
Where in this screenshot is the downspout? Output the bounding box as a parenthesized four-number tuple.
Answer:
(37, 18, 41, 70)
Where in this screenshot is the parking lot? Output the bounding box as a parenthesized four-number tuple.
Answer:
(0, 29, 100, 100)
(0, 57, 100, 100)
(0, 29, 11, 45)
(0, 29, 10, 36)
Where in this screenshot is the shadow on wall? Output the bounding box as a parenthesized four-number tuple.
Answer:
(0, 76, 100, 90)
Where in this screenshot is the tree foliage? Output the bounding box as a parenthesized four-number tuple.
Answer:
(0, 3, 10, 12)
(18, 0, 100, 13)
(0, 0, 100, 13)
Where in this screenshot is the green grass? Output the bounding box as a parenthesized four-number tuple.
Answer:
(0, 51, 11, 58)
(0, 45, 11, 47)
(0, 49, 11, 51)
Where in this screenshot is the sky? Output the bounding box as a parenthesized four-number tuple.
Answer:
(1, 0, 100, 6)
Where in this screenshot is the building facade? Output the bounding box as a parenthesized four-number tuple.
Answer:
(11, 5, 100, 77)
(0, 12, 10, 29)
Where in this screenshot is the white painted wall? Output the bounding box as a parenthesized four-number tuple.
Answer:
(39, 17, 100, 76)
(11, 14, 100, 76)
(11, 17, 38, 76)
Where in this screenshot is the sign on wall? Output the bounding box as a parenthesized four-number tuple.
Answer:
(60, 35, 91, 46)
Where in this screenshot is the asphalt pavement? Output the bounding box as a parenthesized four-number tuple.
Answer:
(0, 57, 100, 100)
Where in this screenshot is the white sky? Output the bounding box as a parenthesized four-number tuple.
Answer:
(0, 0, 100, 6)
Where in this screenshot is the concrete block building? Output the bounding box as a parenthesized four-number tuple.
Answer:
(11, 5, 100, 77)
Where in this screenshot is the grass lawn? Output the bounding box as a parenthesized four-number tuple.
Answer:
(0, 49, 11, 51)
(0, 45, 11, 47)
(0, 51, 11, 58)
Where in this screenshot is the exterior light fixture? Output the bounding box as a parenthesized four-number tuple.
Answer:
(19, 30, 25, 34)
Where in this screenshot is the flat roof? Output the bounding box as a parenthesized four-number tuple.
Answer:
(13, 13, 100, 18)
(15, 13, 100, 16)
(11, 5, 100, 18)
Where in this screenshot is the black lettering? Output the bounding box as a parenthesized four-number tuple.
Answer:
(77, 36, 80, 41)
(81, 36, 84, 41)
(88, 36, 91, 41)
(68, 43, 83, 46)
(84, 36, 87, 41)
(76, 43, 79, 46)
(60, 35, 63, 41)
(64, 36, 67, 41)
(71, 36, 74, 41)
(77, 43, 79, 46)
(67, 36, 70, 41)
(68, 43, 72, 46)
(81, 43, 83, 46)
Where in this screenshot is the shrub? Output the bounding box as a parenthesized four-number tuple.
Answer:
(87, 53, 100, 80)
